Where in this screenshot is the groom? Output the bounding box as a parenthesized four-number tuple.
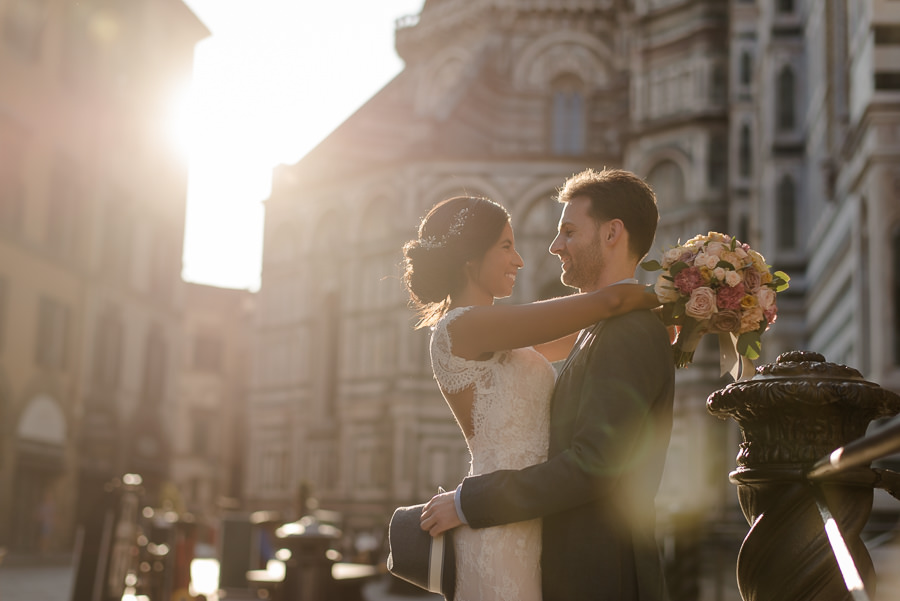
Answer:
(421, 168, 675, 601)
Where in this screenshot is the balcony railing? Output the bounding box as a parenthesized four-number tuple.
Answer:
(806, 416, 900, 601)
(707, 351, 900, 601)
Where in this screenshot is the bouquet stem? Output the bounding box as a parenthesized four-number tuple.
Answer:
(673, 319, 708, 368)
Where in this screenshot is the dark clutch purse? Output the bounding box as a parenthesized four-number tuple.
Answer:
(386, 502, 456, 600)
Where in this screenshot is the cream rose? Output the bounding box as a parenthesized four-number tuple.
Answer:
(696, 252, 720, 270)
(685, 286, 717, 320)
(740, 305, 765, 333)
(663, 247, 684, 268)
(748, 249, 768, 273)
(706, 241, 726, 257)
(655, 274, 681, 303)
(725, 270, 743, 287)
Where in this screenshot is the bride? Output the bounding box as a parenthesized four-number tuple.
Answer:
(401, 195, 658, 601)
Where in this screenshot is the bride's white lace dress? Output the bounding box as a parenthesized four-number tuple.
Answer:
(431, 307, 556, 601)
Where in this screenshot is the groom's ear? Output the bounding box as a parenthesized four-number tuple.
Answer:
(604, 219, 626, 244)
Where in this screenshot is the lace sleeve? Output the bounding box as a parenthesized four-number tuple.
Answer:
(429, 306, 491, 394)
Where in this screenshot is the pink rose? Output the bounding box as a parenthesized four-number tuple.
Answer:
(710, 310, 741, 333)
(717, 282, 745, 311)
(674, 267, 704, 294)
(764, 305, 778, 325)
(742, 268, 762, 292)
(685, 287, 717, 320)
(756, 287, 776, 310)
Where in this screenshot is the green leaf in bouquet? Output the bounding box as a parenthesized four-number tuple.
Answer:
(669, 261, 689, 277)
(670, 297, 687, 321)
(729, 237, 737, 251)
(715, 260, 736, 271)
(773, 270, 791, 292)
(660, 302, 685, 325)
(737, 330, 762, 360)
(641, 259, 662, 271)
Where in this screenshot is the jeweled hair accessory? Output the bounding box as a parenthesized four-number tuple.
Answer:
(420, 207, 470, 249)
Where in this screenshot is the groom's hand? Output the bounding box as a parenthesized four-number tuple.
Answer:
(420, 491, 462, 536)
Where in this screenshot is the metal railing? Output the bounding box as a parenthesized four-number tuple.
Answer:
(806, 415, 900, 601)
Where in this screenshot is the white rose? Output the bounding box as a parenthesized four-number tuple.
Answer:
(713, 267, 726, 281)
(706, 241, 726, 257)
(663, 247, 684, 267)
(704, 253, 720, 269)
(725, 270, 742, 287)
(655, 274, 681, 303)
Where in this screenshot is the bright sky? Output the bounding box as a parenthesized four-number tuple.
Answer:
(176, 0, 425, 291)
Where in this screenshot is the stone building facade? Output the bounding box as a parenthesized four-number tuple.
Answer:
(172, 283, 255, 546)
(247, 0, 900, 590)
(0, 0, 207, 553)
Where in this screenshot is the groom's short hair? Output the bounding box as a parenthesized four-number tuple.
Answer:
(557, 168, 659, 261)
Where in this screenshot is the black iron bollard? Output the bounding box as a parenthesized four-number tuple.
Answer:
(707, 351, 900, 601)
(275, 515, 341, 601)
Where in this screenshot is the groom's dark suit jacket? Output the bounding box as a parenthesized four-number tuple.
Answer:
(459, 309, 675, 601)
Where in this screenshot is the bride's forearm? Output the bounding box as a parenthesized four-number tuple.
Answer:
(449, 285, 658, 358)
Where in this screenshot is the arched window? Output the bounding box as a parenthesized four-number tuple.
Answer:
(102, 194, 134, 279)
(739, 124, 752, 178)
(551, 74, 586, 156)
(893, 225, 900, 365)
(740, 51, 753, 87)
(777, 66, 796, 131)
(708, 134, 727, 189)
(776, 175, 797, 250)
(141, 324, 167, 406)
(47, 156, 82, 257)
(710, 64, 726, 105)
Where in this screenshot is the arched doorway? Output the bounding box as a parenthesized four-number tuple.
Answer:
(12, 394, 67, 552)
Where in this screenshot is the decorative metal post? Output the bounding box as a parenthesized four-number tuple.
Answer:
(707, 351, 900, 601)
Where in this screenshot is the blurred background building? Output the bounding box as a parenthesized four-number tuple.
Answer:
(172, 283, 254, 551)
(246, 0, 900, 595)
(0, 0, 208, 554)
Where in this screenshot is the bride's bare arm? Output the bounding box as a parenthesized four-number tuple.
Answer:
(449, 284, 659, 359)
(533, 332, 579, 363)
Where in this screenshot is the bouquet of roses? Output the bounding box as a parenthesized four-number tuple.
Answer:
(641, 232, 790, 379)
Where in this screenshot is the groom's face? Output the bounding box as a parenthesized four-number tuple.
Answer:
(549, 195, 606, 292)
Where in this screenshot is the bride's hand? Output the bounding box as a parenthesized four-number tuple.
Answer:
(420, 491, 462, 536)
(606, 283, 661, 314)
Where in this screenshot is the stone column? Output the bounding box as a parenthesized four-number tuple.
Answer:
(707, 351, 900, 601)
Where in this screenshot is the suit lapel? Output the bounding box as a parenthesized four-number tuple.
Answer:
(557, 320, 605, 379)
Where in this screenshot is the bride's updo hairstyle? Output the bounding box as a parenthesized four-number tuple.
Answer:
(403, 196, 510, 328)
